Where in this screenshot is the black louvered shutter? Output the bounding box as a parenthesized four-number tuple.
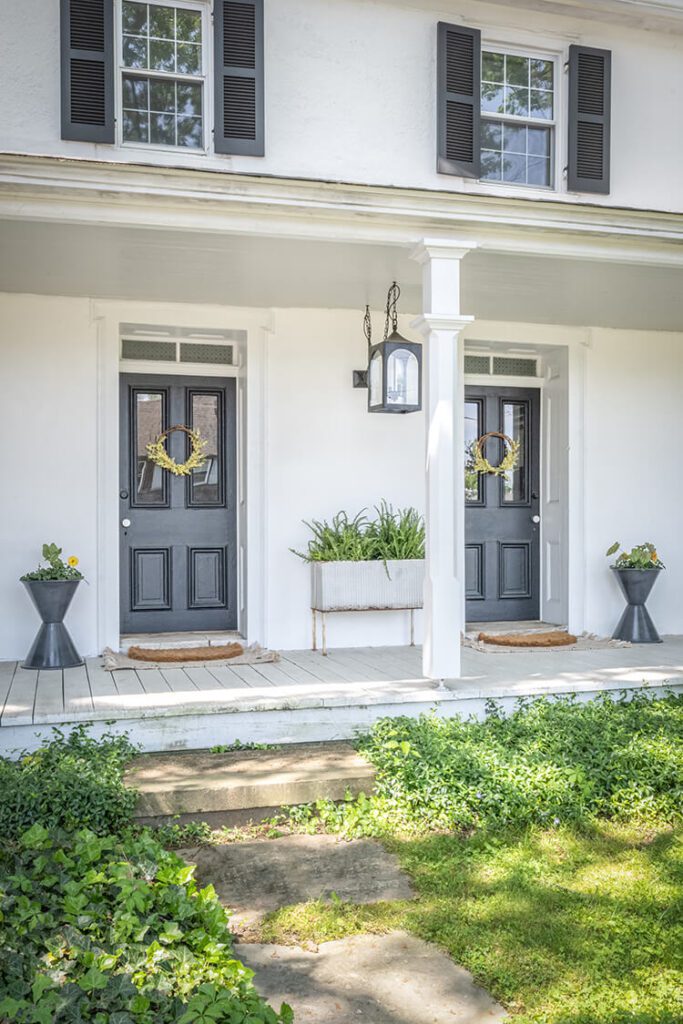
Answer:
(437, 22, 481, 177)
(60, 0, 114, 143)
(568, 45, 611, 194)
(214, 0, 264, 155)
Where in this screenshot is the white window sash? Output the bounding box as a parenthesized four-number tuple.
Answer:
(479, 44, 561, 190)
(115, 0, 211, 154)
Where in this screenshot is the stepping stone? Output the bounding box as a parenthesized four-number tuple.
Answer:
(179, 834, 413, 931)
(127, 741, 374, 823)
(236, 932, 507, 1023)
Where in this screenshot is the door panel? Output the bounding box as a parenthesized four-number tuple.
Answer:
(465, 386, 540, 622)
(120, 374, 237, 633)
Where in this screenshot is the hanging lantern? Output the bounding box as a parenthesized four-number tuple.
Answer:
(364, 282, 422, 414)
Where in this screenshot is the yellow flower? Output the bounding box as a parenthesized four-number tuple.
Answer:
(67, 556, 79, 568)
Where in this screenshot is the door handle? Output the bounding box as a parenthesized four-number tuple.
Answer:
(121, 518, 131, 528)
(531, 514, 540, 524)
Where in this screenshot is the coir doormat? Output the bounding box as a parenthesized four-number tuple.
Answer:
(102, 643, 280, 671)
(478, 630, 578, 648)
(127, 642, 245, 662)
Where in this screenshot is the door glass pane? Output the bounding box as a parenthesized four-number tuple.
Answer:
(190, 392, 221, 505)
(134, 392, 165, 504)
(502, 401, 527, 503)
(465, 401, 482, 503)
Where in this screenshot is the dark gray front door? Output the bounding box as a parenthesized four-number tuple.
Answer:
(465, 386, 540, 622)
(120, 375, 237, 634)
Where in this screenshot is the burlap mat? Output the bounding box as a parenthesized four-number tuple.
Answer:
(102, 643, 280, 671)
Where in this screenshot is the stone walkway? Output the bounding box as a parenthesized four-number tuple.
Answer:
(179, 833, 413, 932)
(238, 932, 507, 1024)
(179, 834, 507, 1022)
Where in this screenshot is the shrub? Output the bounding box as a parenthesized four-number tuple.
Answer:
(289, 692, 683, 836)
(0, 726, 138, 840)
(0, 824, 291, 1023)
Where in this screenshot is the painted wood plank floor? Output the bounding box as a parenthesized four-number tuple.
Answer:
(2, 641, 683, 728)
(0, 649, 421, 727)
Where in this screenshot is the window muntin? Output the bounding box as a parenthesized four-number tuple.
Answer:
(480, 50, 555, 188)
(120, 0, 205, 150)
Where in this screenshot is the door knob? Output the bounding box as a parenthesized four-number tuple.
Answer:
(121, 518, 131, 528)
(531, 514, 541, 524)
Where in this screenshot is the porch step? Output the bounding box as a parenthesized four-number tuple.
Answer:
(119, 630, 243, 652)
(125, 741, 375, 823)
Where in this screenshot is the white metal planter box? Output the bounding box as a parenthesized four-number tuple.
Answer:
(312, 559, 424, 611)
(311, 559, 424, 653)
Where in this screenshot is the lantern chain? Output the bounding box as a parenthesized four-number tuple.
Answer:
(363, 305, 372, 348)
(383, 281, 400, 341)
(364, 281, 401, 348)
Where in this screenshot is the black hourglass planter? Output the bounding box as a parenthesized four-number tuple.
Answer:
(22, 580, 84, 670)
(611, 568, 663, 644)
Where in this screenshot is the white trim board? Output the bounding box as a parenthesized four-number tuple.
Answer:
(0, 681, 678, 757)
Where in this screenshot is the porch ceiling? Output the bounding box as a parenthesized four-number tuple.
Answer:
(1, 218, 682, 330)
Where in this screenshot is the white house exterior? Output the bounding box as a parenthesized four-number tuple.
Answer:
(1, 0, 682, 683)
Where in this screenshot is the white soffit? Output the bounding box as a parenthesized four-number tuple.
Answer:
(0, 219, 682, 331)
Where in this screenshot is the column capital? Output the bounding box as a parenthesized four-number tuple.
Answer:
(410, 238, 478, 265)
(411, 313, 474, 336)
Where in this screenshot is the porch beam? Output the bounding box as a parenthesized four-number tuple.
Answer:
(1, 155, 683, 269)
(411, 239, 476, 682)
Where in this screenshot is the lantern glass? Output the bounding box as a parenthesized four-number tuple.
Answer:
(369, 350, 383, 407)
(386, 348, 419, 407)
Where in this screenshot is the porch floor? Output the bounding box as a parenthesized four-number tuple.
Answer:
(1, 639, 682, 755)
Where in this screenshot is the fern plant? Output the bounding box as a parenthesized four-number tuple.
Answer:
(292, 503, 424, 562)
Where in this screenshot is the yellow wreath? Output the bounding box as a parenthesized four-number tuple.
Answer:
(472, 431, 520, 476)
(146, 424, 207, 477)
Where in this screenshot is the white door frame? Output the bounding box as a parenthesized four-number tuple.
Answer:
(91, 299, 271, 653)
(461, 321, 589, 634)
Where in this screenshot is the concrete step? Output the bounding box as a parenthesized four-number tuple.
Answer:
(125, 741, 375, 823)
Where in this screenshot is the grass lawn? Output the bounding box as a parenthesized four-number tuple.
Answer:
(253, 694, 683, 1023)
(259, 821, 683, 1023)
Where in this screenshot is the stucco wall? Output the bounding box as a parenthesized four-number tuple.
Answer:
(0, 294, 99, 661)
(1, 293, 682, 661)
(583, 328, 683, 638)
(1, 0, 681, 213)
(264, 309, 425, 650)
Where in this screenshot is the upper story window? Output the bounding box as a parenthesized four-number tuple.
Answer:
(120, 0, 208, 150)
(480, 50, 555, 188)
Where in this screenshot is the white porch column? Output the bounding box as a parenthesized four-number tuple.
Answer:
(411, 239, 476, 681)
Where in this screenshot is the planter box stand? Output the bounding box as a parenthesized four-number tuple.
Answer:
(310, 560, 424, 656)
(312, 606, 419, 656)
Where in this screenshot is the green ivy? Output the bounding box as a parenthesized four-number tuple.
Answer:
(0, 727, 138, 840)
(284, 692, 683, 836)
(0, 824, 292, 1024)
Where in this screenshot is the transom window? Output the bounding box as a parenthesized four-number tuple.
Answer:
(480, 50, 555, 188)
(120, 0, 206, 150)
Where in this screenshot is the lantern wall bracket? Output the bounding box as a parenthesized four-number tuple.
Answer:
(352, 369, 368, 388)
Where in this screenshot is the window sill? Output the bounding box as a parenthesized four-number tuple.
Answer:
(121, 140, 210, 158)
